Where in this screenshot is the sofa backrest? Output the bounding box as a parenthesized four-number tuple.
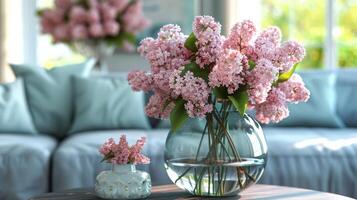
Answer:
(102, 70, 357, 129)
(336, 69, 357, 127)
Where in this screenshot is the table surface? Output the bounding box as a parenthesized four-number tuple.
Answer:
(30, 184, 354, 200)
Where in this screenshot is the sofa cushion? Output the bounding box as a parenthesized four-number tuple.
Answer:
(10, 60, 94, 138)
(260, 127, 357, 198)
(0, 134, 57, 200)
(273, 71, 344, 128)
(0, 79, 37, 134)
(69, 76, 150, 134)
(52, 130, 149, 192)
(337, 69, 357, 127)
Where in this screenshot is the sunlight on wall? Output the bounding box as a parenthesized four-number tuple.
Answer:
(0, 1, 15, 82)
(229, 0, 262, 29)
(5, 0, 24, 65)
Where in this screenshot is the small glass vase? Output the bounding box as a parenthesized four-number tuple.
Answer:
(95, 164, 151, 200)
(73, 40, 115, 73)
(164, 109, 268, 197)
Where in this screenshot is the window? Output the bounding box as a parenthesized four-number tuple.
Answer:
(229, 0, 357, 69)
(12, 0, 357, 70)
(261, 0, 325, 69)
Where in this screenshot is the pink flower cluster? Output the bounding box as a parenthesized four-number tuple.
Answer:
(39, 0, 149, 44)
(138, 25, 190, 73)
(170, 70, 213, 118)
(128, 16, 310, 124)
(99, 135, 150, 165)
(255, 88, 289, 124)
(255, 74, 310, 123)
(223, 20, 256, 53)
(193, 16, 223, 68)
(144, 93, 174, 119)
(254, 27, 305, 72)
(209, 49, 246, 94)
(245, 59, 279, 104)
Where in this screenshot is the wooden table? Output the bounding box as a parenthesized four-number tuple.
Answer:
(30, 184, 354, 200)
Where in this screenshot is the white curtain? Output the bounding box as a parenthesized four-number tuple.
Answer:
(0, 0, 15, 83)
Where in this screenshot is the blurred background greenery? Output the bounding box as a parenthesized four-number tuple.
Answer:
(262, 0, 357, 69)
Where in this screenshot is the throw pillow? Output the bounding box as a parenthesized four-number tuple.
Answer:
(10, 60, 94, 137)
(0, 79, 37, 134)
(336, 69, 357, 127)
(275, 71, 344, 128)
(69, 76, 150, 134)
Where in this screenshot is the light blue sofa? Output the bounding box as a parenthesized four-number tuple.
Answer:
(0, 67, 357, 200)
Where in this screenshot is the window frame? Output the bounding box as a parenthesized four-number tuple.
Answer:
(325, 0, 337, 69)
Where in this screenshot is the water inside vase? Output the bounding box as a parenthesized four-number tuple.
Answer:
(165, 157, 265, 196)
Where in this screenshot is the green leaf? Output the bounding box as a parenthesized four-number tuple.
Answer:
(105, 32, 136, 48)
(213, 87, 228, 100)
(184, 32, 198, 52)
(105, 36, 123, 47)
(121, 32, 136, 45)
(181, 62, 199, 75)
(181, 62, 209, 81)
(77, 0, 90, 9)
(228, 90, 249, 116)
(162, 100, 172, 112)
(248, 60, 256, 70)
(36, 9, 45, 16)
(100, 151, 114, 163)
(277, 63, 298, 83)
(170, 99, 189, 132)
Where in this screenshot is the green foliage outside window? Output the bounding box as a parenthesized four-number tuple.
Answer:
(337, 0, 357, 68)
(262, 0, 357, 69)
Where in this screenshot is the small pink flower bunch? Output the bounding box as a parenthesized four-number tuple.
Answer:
(128, 16, 310, 129)
(99, 135, 150, 165)
(38, 0, 150, 50)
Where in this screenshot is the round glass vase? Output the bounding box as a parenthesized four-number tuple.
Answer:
(73, 40, 115, 73)
(164, 110, 268, 197)
(95, 164, 151, 200)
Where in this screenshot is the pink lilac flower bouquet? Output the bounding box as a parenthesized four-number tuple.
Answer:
(99, 135, 150, 165)
(37, 0, 150, 51)
(128, 16, 310, 131)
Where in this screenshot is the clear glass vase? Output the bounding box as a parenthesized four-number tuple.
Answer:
(164, 107, 268, 197)
(74, 40, 115, 73)
(95, 164, 151, 199)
